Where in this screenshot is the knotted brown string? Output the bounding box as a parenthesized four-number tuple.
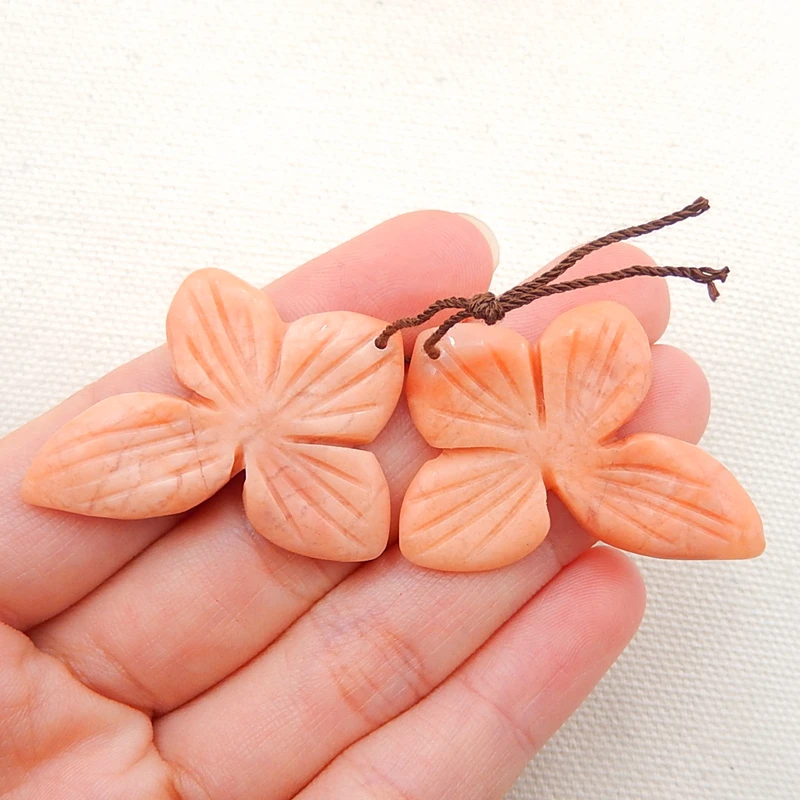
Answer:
(374, 197, 729, 358)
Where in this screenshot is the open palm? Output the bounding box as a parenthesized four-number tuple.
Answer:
(0, 211, 710, 799)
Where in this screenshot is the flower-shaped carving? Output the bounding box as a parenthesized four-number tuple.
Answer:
(23, 269, 405, 561)
(400, 301, 764, 572)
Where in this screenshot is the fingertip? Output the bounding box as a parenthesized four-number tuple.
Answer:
(620, 344, 711, 444)
(507, 241, 671, 344)
(587, 546, 647, 618)
(564, 242, 671, 343)
(455, 213, 500, 270)
(396, 210, 498, 288)
(599, 242, 671, 342)
(557, 546, 646, 644)
(268, 209, 498, 329)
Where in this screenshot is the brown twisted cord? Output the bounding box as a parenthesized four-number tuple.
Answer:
(421, 264, 729, 356)
(370, 295, 487, 340)
(374, 197, 728, 358)
(529, 196, 709, 288)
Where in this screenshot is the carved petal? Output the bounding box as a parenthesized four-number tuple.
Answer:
(22, 393, 236, 518)
(552, 433, 764, 559)
(400, 448, 550, 571)
(242, 441, 390, 561)
(273, 312, 404, 445)
(538, 301, 652, 447)
(167, 268, 284, 408)
(406, 323, 541, 452)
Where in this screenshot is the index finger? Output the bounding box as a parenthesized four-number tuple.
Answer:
(0, 211, 498, 630)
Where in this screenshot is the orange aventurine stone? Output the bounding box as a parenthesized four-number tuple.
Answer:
(22, 269, 405, 562)
(400, 301, 764, 572)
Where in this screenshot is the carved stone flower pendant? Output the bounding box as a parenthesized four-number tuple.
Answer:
(23, 269, 405, 562)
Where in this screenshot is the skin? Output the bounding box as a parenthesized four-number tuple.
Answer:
(0, 211, 710, 799)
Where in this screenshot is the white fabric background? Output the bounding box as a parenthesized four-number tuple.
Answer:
(1, 2, 798, 798)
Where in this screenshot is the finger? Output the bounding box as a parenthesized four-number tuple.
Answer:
(506, 241, 671, 344)
(0, 623, 172, 797)
(31, 247, 690, 720)
(152, 360, 702, 800)
(0, 211, 498, 630)
(619, 344, 710, 443)
(297, 547, 644, 800)
(157, 539, 594, 800)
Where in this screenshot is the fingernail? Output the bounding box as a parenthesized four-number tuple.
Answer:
(457, 213, 500, 270)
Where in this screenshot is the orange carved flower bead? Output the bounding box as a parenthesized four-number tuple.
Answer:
(22, 269, 405, 562)
(400, 301, 764, 572)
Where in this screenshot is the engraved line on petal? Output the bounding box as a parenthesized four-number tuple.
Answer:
(467, 475, 534, 558)
(590, 322, 626, 420)
(50, 430, 198, 471)
(57, 443, 224, 497)
(409, 461, 520, 531)
(76, 452, 231, 506)
(601, 482, 732, 540)
(582, 317, 611, 419)
(529, 346, 546, 429)
(588, 486, 675, 545)
(54, 433, 202, 490)
(304, 350, 396, 414)
(489, 345, 524, 406)
(429, 406, 518, 431)
(245, 298, 259, 381)
(290, 453, 366, 521)
(565, 328, 580, 424)
(409, 461, 506, 502)
(185, 333, 239, 406)
(447, 347, 516, 418)
(209, 278, 250, 377)
(291, 483, 364, 546)
(588, 381, 630, 433)
(597, 463, 709, 492)
(292, 448, 362, 486)
(188, 288, 245, 404)
(269, 446, 365, 547)
(47, 418, 194, 461)
(412, 462, 527, 553)
(436, 356, 510, 421)
(302, 402, 380, 421)
(253, 457, 304, 541)
(416, 465, 528, 555)
(278, 330, 377, 413)
(279, 327, 338, 397)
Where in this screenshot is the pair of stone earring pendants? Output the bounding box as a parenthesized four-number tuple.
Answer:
(23, 267, 763, 572)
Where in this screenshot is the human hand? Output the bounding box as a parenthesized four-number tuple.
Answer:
(0, 211, 709, 799)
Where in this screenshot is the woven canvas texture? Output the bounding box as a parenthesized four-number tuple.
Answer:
(1, 2, 798, 798)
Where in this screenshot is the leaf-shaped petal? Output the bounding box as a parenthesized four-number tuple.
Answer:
(400, 448, 550, 571)
(538, 301, 652, 447)
(552, 433, 764, 559)
(273, 312, 404, 445)
(167, 268, 284, 408)
(22, 393, 236, 518)
(406, 323, 542, 452)
(242, 441, 390, 561)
